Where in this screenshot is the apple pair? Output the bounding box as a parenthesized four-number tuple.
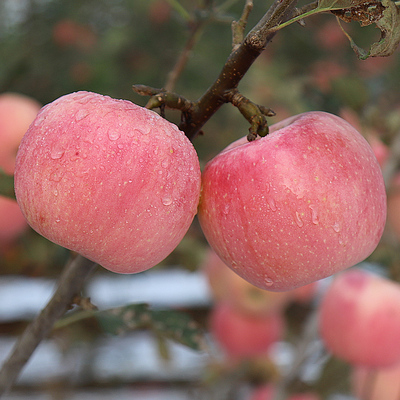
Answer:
(14, 92, 386, 291)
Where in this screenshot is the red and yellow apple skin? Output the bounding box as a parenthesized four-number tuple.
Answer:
(198, 111, 386, 291)
(14, 91, 201, 274)
(319, 269, 400, 368)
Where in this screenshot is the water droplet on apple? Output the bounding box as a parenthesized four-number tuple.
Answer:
(162, 195, 173, 206)
(55, 219, 61, 223)
(108, 129, 121, 141)
(50, 144, 66, 160)
(267, 197, 277, 211)
(223, 204, 230, 215)
(53, 189, 58, 197)
(309, 205, 319, 225)
(295, 211, 304, 227)
(75, 109, 89, 121)
(332, 221, 341, 233)
(264, 276, 274, 287)
(265, 183, 270, 193)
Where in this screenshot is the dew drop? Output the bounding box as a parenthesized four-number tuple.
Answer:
(162, 195, 173, 206)
(75, 109, 89, 121)
(309, 205, 319, 225)
(295, 211, 304, 228)
(50, 144, 66, 160)
(264, 276, 274, 287)
(223, 204, 230, 215)
(267, 197, 277, 211)
(108, 129, 121, 141)
(55, 219, 61, 223)
(332, 221, 341, 233)
(265, 183, 270, 193)
(53, 190, 58, 197)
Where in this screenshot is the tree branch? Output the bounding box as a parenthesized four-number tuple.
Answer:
(178, 0, 298, 140)
(0, 255, 97, 397)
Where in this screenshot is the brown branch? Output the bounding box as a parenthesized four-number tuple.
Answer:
(180, 0, 298, 140)
(0, 255, 97, 397)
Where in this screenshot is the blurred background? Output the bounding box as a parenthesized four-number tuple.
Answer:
(1, 0, 400, 399)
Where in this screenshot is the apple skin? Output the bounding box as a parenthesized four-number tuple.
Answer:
(198, 111, 386, 291)
(209, 301, 284, 360)
(14, 91, 201, 274)
(352, 362, 400, 400)
(0, 92, 41, 174)
(319, 268, 400, 368)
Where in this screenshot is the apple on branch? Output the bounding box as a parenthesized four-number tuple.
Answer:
(198, 111, 386, 291)
(14, 91, 201, 273)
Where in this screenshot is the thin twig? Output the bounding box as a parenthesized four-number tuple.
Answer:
(0, 255, 97, 397)
(165, 18, 206, 92)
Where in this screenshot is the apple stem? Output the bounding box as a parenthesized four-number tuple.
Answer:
(0, 255, 97, 397)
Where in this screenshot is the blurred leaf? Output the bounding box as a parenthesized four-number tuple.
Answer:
(335, 0, 400, 59)
(0, 169, 15, 200)
(96, 303, 205, 351)
(370, 0, 400, 57)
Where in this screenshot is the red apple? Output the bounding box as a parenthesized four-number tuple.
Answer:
(352, 362, 400, 400)
(0, 197, 28, 246)
(209, 301, 284, 360)
(249, 384, 320, 400)
(319, 268, 400, 367)
(14, 91, 201, 274)
(0, 92, 41, 174)
(198, 111, 386, 291)
(202, 248, 291, 316)
(0, 92, 40, 244)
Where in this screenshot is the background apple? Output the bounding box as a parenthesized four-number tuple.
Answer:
(202, 248, 291, 316)
(198, 111, 386, 291)
(0, 92, 41, 175)
(351, 362, 400, 400)
(319, 268, 400, 367)
(0, 92, 41, 245)
(14, 91, 201, 274)
(209, 301, 285, 360)
(249, 384, 320, 400)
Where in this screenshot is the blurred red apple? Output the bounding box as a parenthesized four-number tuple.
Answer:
(209, 301, 284, 360)
(249, 384, 320, 400)
(319, 268, 400, 367)
(352, 362, 400, 400)
(198, 111, 386, 291)
(0, 92, 40, 245)
(14, 91, 201, 274)
(0, 92, 41, 174)
(0, 197, 29, 246)
(202, 248, 291, 316)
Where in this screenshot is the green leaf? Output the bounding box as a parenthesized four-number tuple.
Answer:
(0, 168, 16, 200)
(96, 303, 205, 351)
